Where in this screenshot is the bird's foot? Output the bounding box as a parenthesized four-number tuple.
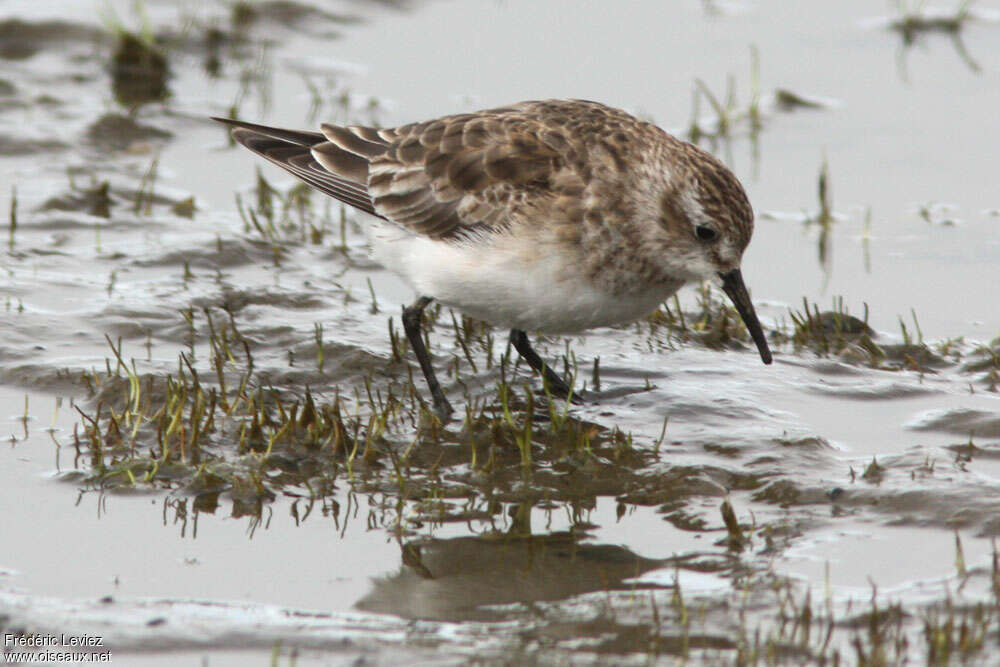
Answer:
(431, 397, 454, 423)
(540, 376, 585, 405)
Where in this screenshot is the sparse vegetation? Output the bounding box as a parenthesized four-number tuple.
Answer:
(885, 0, 986, 76)
(71, 306, 657, 515)
(100, 2, 170, 108)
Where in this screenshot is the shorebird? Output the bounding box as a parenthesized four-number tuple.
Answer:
(215, 99, 772, 420)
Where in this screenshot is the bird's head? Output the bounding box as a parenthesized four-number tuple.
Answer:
(641, 141, 772, 365)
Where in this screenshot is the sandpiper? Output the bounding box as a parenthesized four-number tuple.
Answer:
(215, 99, 772, 420)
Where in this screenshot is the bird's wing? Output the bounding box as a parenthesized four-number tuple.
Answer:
(214, 116, 387, 218)
(361, 105, 581, 239)
(215, 100, 627, 240)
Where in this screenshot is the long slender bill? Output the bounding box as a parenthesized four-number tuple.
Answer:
(719, 269, 773, 365)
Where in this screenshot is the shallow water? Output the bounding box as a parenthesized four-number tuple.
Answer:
(2, 0, 1000, 664)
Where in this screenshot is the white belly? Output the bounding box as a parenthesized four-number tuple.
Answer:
(368, 222, 680, 333)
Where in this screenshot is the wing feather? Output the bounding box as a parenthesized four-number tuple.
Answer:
(216, 100, 638, 241)
(225, 124, 381, 217)
(320, 124, 389, 160)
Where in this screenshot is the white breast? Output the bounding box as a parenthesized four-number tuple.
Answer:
(367, 222, 680, 333)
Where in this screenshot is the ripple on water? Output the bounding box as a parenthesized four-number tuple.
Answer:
(0, 19, 106, 59)
(907, 408, 1000, 438)
(807, 379, 938, 400)
(84, 113, 173, 153)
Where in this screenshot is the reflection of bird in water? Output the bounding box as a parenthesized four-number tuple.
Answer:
(354, 532, 666, 622)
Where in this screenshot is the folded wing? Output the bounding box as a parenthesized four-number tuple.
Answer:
(215, 100, 593, 241)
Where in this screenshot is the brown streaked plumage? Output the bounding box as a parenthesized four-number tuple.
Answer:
(214, 99, 771, 420)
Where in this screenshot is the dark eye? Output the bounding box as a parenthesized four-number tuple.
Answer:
(695, 225, 718, 242)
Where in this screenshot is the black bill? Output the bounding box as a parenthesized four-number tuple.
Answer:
(719, 269, 773, 365)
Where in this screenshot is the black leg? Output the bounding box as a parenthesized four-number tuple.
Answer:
(402, 297, 452, 421)
(509, 329, 578, 400)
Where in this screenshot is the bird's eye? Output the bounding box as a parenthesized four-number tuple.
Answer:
(695, 225, 719, 242)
